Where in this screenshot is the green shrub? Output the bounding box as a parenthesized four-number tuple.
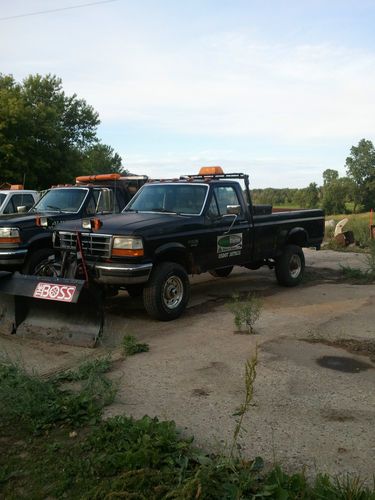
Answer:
(228, 293, 262, 333)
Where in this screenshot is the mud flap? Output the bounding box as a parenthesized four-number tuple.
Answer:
(0, 272, 103, 348)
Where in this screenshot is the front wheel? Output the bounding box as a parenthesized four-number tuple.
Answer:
(275, 245, 305, 286)
(143, 262, 190, 320)
(22, 248, 60, 276)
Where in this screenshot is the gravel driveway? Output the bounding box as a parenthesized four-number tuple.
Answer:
(1, 248, 374, 479)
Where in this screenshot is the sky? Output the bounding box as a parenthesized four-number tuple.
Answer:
(1, 0, 375, 187)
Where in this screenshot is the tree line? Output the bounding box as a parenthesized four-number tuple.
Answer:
(0, 73, 124, 189)
(252, 139, 375, 214)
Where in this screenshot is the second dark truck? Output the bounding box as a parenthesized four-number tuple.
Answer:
(0, 174, 147, 274)
(50, 167, 325, 320)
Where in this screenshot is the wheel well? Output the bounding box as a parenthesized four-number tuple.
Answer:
(286, 230, 307, 247)
(154, 250, 191, 273)
(27, 239, 53, 256)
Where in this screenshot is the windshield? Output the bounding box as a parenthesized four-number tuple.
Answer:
(33, 188, 88, 213)
(0, 194, 6, 208)
(125, 184, 208, 215)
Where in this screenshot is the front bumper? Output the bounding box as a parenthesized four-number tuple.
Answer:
(0, 249, 28, 267)
(93, 262, 153, 285)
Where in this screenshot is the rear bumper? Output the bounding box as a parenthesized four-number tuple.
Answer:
(0, 249, 28, 267)
(93, 262, 153, 285)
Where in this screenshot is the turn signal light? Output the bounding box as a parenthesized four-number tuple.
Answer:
(82, 218, 102, 231)
(199, 166, 224, 175)
(0, 237, 21, 243)
(91, 218, 102, 231)
(35, 216, 48, 227)
(111, 248, 144, 257)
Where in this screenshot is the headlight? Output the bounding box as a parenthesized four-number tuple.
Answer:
(0, 227, 21, 245)
(112, 236, 144, 257)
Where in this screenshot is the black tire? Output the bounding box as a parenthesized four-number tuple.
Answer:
(143, 262, 190, 321)
(127, 284, 144, 298)
(22, 248, 58, 276)
(275, 245, 305, 287)
(209, 266, 233, 278)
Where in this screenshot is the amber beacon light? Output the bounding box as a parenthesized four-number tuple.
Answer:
(198, 166, 224, 175)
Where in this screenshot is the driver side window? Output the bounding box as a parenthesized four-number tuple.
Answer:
(213, 186, 242, 217)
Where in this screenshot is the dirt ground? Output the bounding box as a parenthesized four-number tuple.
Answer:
(1, 248, 374, 480)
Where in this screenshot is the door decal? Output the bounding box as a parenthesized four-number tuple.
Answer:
(217, 233, 243, 258)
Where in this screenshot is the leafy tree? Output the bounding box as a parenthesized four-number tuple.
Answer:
(0, 73, 123, 189)
(346, 139, 375, 211)
(321, 177, 354, 214)
(81, 144, 125, 175)
(322, 169, 339, 186)
(293, 182, 320, 209)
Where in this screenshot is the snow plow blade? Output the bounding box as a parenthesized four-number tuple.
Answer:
(0, 272, 103, 348)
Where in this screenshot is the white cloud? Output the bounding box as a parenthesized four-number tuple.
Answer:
(60, 33, 375, 140)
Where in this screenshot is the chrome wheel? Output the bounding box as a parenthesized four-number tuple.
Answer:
(162, 275, 184, 309)
(289, 254, 302, 279)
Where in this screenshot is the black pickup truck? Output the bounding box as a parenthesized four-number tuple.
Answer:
(0, 174, 147, 274)
(51, 168, 325, 321)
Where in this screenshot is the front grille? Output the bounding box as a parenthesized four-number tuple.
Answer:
(56, 231, 112, 258)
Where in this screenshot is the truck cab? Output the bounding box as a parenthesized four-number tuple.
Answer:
(0, 174, 147, 273)
(0, 187, 40, 215)
(50, 167, 324, 322)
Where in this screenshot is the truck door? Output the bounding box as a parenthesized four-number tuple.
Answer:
(204, 185, 252, 270)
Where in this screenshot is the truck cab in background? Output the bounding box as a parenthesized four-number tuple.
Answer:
(0, 174, 148, 273)
(0, 186, 40, 215)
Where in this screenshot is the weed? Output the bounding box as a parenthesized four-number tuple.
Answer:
(122, 335, 149, 356)
(228, 293, 262, 333)
(52, 356, 111, 383)
(231, 351, 258, 457)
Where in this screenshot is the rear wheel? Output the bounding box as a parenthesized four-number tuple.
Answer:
(275, 245, 305, 286)
(209, 266, 233, 278)
(143, 262, 190, 320)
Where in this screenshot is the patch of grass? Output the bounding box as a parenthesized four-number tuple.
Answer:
(341, 242, 375, 283)
(341, 266, 373, 282)
(365, 240, 375, 274)
(122, 334, 149, 356)
(52, 356, 112, 383)
(0, 359, 116, 433)
(228, 293, 262, 334)
(1, 363, 375, 498)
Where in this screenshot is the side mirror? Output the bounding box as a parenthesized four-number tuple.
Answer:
(226, 204, 241, 215)
(17, 206, 27, 213)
